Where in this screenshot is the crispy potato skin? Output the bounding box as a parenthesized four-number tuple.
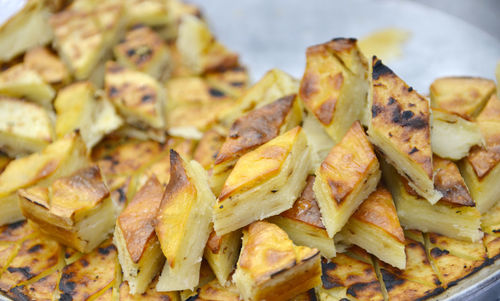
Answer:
(215, 94, 296, 165)
(351, 185, 405, 243)
(280, 175, 325, 229)
(117, 175, 164, 263)
(319, 121, 377, 205)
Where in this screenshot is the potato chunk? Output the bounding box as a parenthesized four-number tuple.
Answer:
(314, 121, 380, 237)
(233, 221, 321, 301)
(19, 165, 117, 253)
(155, 150, 215, 291)
(114, 176, 165, 294)
(0, 97, 54, 157)
(0, 133, 88, 226)
(214, 126, 310, 235)
(340, 186, 406, 269)
(211, 94, 301, 195)
(367, 57, 440, 204)
(299, 38, 369, 141)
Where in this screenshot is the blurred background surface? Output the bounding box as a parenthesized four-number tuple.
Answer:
(189, 0, 500, 92)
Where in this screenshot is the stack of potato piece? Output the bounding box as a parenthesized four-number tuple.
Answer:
(0, 0, 499, 300)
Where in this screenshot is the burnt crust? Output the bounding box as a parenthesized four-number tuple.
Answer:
(370, 57, 433, 179)
(433, 156, 475, 207)
(215, 94, 296, 165)
(280, 175, 325, 229)
(117, 175, 164, 263)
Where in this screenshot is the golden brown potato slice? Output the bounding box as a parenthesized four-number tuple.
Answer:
(204, 229, 242, 286)
(219, 69, 299, 127)
(193, 128, 226, 170)
(382, 157, 482, 242)
(314, 121, 380, 237)
(114, 25, 171, 80)
(374, 230, 444, 301)
(430, 76, 496, 120)
(114, 175, 165, 294)
(50, 1, 125, 81)
(0, 234, 62, 292)
(367, 57, 440, 204)
(55, 81, 123, 149)
(340, 185, 406, 269)
(176, 15, 238, 75)
(299, 38, 369, 141)
(425, 232, 488, 288)
(119, 277, 180, 301)
(165, 76, 236, 139)
(95, 139, 165, 179)
(270, 175, 336, 258)
(204, 66, 249, 98)
(0, 0, 53, 62)
(318, 247, 384, 301)
(214, 126, 310, 235)
(57, 240, 119, 300)
(0, 132, 88, 226)
(0, 97, 54, 157)
(233, 221, 321, 301)
(431, 108, 483, 160)
(0, 64, 55, 108)
(7, 268, 61, 301)
(211, 94, 301, 195)
(155, 150, 215, 291)
(460, 95, 500, 213)
(19, 165, 118, 253)
(24, 46, 70, 87)
(105, 61, 166, 130)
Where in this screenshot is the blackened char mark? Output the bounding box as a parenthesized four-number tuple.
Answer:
(372, 59, 394, 80)
(391, 105, 427, 129)
(380, 269, 405, 292)
(372, 105, 383, 118)
(7, 267, 34, 279)
(321, 259, 342, 289)
(347, 281, 380, 298)
(430, 247, 449, 258)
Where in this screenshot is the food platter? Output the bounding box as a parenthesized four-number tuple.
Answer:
(0, 0, 499, 300)
(188, 2, 500, 299)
